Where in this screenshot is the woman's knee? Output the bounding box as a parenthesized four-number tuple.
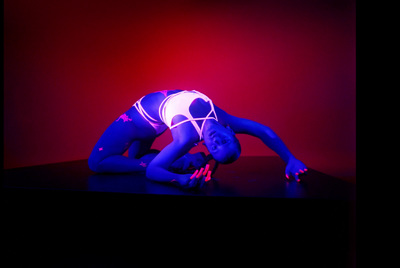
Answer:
(88, 154, 103, 173)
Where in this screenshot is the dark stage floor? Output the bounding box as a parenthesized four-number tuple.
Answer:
(4, 156, 354, 200)
(3, 156, 356, 267)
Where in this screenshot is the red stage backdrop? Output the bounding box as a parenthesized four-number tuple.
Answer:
(4, 0, 356, 182)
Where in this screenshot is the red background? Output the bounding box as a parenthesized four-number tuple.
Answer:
(4, 0, 356, 182)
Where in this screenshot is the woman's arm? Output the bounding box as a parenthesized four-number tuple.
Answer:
(146, 140, 207, 188)
(216, 106, 307, 180)
(216, 106, 294, 163)
(146, 139, 191, 183)
(229, 115, 294, 163)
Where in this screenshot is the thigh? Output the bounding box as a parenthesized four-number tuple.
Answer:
(89, 121, 134, 162)
(89, 105, 159, 164)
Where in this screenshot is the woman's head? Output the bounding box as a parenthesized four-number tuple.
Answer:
(203, 123, 241, 164)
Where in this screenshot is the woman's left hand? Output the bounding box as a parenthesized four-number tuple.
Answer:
(285, 157, 308, 182)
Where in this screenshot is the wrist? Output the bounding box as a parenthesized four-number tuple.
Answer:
(176, 174, 189, 186)
(284, 155, 296, 164)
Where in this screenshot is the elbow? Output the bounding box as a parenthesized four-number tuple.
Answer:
(146, 162, 169, 182)
(264, 126, 277, 139)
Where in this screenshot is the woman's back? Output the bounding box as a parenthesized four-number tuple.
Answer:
(137, 89, 183, 123)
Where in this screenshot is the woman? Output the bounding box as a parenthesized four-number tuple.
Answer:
(89, 89, 307, 188)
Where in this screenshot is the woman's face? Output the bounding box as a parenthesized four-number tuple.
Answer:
(203, 124, 240, 163)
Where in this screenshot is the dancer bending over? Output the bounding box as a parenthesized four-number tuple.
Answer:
(89, 89, 307, 188)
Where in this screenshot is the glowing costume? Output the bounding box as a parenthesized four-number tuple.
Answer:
(133, 96, 168, 135)
(134, 90, 218, 140)
(159, 91, 218, 140)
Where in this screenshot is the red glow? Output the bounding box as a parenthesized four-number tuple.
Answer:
(203, 164, 210, 176)
(190, 170, 199, 180)
(196, 167, 204, 179)
(116, 114, 132, 123)
(4, 0, 355, 183)
(139, 162, 147, 168)
(159, 90, 168, 97)
(205, 171, 212, 182)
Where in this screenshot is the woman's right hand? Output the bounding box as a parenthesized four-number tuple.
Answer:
(170, 152, 207, 172)
(176, 174, 199, 188)
(175, 164, 212, 189)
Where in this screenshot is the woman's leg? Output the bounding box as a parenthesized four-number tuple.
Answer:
(88, 116, 157, 173)
(128, 139, 159, 159)
(127, 138, 160, 168)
